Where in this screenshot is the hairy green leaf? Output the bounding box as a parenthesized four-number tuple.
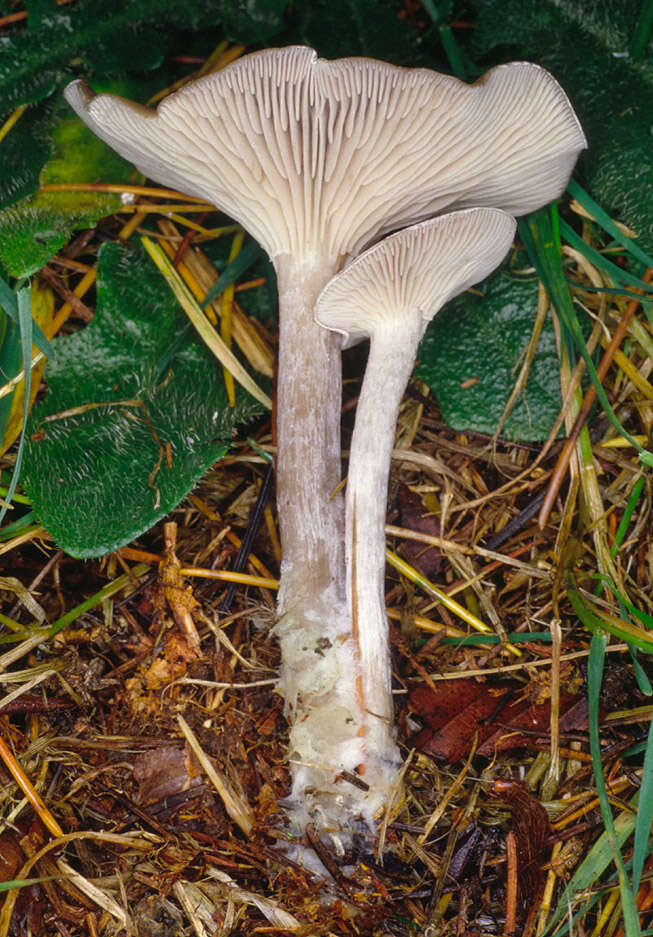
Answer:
(40, 89, 139, 187)
(0, 100, 53, 210)
(219, 0, 288, 42)
(0, 80, 158, 277)
(290, 0, 443, 67)
(472, 0, 653, 255)
(23, 241, 263, 558)
(0, 0, 225, 112)
(416, 269, 561, 441)
(0, 189, 121, 278)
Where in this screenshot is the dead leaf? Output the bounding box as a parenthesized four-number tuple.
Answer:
(409, 680, 581, 762)
(489, 778, 550, 910)
(398, 484, 442, 578)
(0, 829, 23, 881)
(134, 744, 202, 804)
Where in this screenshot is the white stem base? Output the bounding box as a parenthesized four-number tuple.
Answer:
(272, 258, 403, 852)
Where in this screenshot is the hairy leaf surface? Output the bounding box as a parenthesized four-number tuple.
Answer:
(416, 271, 561, 441)
(472, 0, 653, 254)
(23, 241, 263, 557)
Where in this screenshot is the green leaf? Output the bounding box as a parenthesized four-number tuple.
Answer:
(630, 0, 653, 60)
(0, 189, 122, 278)
(568, 587, 653, 655)
(219, 0, 288, 43)
(416, 268, 561, 441)
(0, 512, 37, 542)
(568, 179, 653, 272)
(560, 219, 653, 294)
(0, 307, 21, 443)
(633, 715, 653, 894)
(547, 795, 639, 932)
(290, 0, 443, 67)
(201, 240, 263, 308)
(40, 88, 140, 187)
(0, 876, 57, 893)
(0, 0, 225, 113)
(0, 80, 153, 278)
(0, 100, 53, 210)
(0, 280, 54, 456)
(520, 209, 653, 465)
(0, 272, 52, 356)
(472, 0, 653, 256)
(46, 562, 150, 638)
(22, 240, 263, 558)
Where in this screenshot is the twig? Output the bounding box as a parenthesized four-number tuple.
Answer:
(505, 831, 519, 936)
(220, 463, 274, 613)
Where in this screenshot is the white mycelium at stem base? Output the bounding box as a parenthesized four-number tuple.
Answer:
(272, 257, 361, 835)
(64, 46, 584, 844)
(316, 209, 518, 811)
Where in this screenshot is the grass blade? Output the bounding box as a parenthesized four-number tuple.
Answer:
(588, 632, 641, 936)
(632, 716, 653, 894)
(200, 238, 262, 308)
(520, 210, 653, 467)
(0, 287, 32, 524)
(560, 220, 653, 294)
(0, 877, 57, 893)
(569, 587, 653, 654)
(568, 179, 653, 271)
(141, 235, 272, 410)
(611, 477, 647, 560)
(630, 0, 653, 60)
(0, 510, 35, 540)
(547, 795, 639, 933)
(0, 274, 52, 356)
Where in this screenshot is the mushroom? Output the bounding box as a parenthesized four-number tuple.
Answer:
(314, 209, 517, 812)
(64, 46, 585, 842)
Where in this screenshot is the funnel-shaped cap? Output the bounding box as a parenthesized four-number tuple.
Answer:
(65, 47, 584, 263)
(315, 208, 517, 346)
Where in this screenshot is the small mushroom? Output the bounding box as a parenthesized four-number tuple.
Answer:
(315, 208, 517, 809)
(64, 47, 584, 842)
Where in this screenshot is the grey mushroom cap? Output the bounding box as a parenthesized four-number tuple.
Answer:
(315, 208, 518, 347)
(64, 46, 585, 264)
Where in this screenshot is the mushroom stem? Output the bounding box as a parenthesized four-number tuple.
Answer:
(273, 258, 369, 833)
(274, 259, 345, 621)
(346, 322, 420, 777)
(314, 209, 522, 832)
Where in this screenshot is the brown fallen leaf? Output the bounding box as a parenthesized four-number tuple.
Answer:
(409, 680, 511, 761)
(478, 690, 580, 758)
(0, 829, 23, 881)
(398, 483, 442, 578)
(409, 680, 582, 763)
(134, 744, 203, 805)
(489, 778, 550, 918)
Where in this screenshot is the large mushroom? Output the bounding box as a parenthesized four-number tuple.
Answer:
(64, 46, 585, 841)
(315, 209, 517, 820)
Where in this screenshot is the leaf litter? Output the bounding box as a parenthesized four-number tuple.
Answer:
(1, 44, 653, 937)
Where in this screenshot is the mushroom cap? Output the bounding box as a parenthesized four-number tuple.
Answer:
(65, 46, 584, 263)
(315, 208, 517, 347)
